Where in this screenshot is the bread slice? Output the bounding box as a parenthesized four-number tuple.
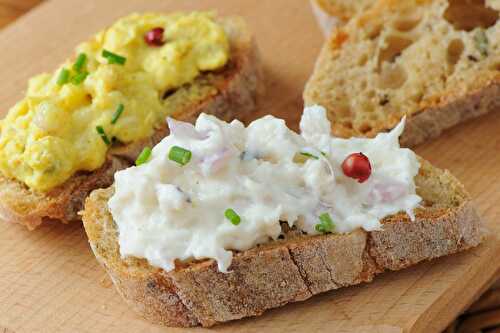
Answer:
(82, 158, 483, 327)
(304, 0, 500, 147)
(0, 16, 263, 230)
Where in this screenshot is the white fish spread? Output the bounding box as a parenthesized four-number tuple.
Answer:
(108, 105, 421, 272)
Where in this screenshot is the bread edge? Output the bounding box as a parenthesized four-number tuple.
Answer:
(400, 77, 500, 147)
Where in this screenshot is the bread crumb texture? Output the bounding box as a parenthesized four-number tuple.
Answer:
(305, 0, 500, 140)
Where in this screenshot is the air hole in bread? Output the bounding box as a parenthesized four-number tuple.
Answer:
(358, 123, 372, 134)
(378, 35, 413, 66)
(366, 23, 383, 40)
(334, 104, 352, 117)
(361, 100, 375, 113)
(393, 15, 422, 32)
(358, 54, 369, 66)
(413, 92, 424, 104)
(447, 39, 465, 66)
(343, 121, 353, 129)
(379, 64, 408, 89)
(444, 0, 498, 31)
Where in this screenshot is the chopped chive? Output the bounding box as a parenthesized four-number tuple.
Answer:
(168, 146, 192, 166)
(73, 53, 87, 73)
(225, 208, 241, 225)
(320, 151, 327, 157)
(315, 224, 326, 233)
(300, 152, 319, 160)
(102, 49, 127, 65)
(96, 125, 111, 145)
(293, 151, 320, 164)
(71, 71, 89, 85)
(474, 30, 488, 57)
(56, 68, 70, 85)
(135, 147, 152, 166)
(111, 104, 124, 124)
(315, 212, 334, 234)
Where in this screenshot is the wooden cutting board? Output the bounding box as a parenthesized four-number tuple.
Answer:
(0, 1, 499, 332)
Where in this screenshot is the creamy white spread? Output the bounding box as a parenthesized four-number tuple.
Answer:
(108, 106, 422, 272)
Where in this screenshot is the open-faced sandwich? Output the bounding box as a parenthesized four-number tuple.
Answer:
(82, 105, 482, 327)
(0, 12, 263, 229)
(305, 0, 500, 147)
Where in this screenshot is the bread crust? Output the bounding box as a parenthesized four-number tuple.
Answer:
(0, 157, 129, 230)
(0, 17, 264, 230)
(400, 77, 500, 147)
(82, 159, 483, 327)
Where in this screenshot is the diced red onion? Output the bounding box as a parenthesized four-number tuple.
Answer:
(201, 148, 233, 175)
(167, 117, 207, 140)
(366, 180, 407, 204)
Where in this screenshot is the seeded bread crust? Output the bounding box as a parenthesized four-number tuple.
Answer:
(0, 16, 264, 230)
(82, 159, 483, 327)
(304, 0, 500, 147)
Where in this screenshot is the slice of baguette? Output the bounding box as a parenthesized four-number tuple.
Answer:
(0, 16, 263, 230)
(304, 0, 500, 147)
(82, 158, 483, 327)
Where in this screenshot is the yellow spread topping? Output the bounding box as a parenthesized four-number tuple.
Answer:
(0, 12, 229, 191)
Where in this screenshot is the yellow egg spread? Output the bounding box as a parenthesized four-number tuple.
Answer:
(0, 12, 229, 192)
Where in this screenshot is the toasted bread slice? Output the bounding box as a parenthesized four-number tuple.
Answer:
(0, 17, 263, 230)
(304, 0, 500, 147)
(82, 159, 482, 327)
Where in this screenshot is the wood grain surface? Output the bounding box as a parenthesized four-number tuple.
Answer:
(0, 1, 499, 332)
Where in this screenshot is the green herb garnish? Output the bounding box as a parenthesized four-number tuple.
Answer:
(315, 212, 335, 233)
(111, 104, 124, 124)
(135, 147, 152, 166)
(71, 71, 89, 85)
(474, 29, 489, 57)
(102, 49, 127, 65)
(168, 146, 192, 166)
(300, 152, 319, 159)
(56, 68, 70, 86)
(225, 208, 241, 225)
(96, 126, 111, 145)
(294, 151, 320, 164)
(73, 53, 87, 73)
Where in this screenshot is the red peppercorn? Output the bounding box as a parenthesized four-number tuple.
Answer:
(341, 152, 372, 183)
(144, 27, 165, 47)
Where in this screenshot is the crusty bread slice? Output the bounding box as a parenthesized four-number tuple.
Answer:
(0, 16, 263, 230)
(82, 158, 483, 327)
(304, 0, 500, 147)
